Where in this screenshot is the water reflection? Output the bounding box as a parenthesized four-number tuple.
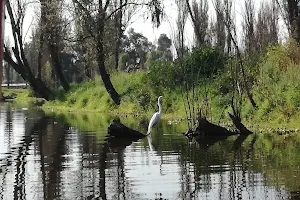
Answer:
(0, 103, 299, 199)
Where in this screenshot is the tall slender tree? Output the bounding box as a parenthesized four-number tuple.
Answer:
(39, 0, 70, 90)
(0, 0, 5, 99)
(256, 1, 278, 52)
(73, 0, 164, 105)
(174, 0, 188, 58)
(276, 0, 300, 43)
(213, 0, 257, 108)
(186, 0, 209, 46)
(243, 0, 256, 55)
(4, 0, 52, 99)
(212, 0, 226, 53)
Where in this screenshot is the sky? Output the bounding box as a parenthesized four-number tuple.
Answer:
(4, 0, 288, 48)
(130, 0, 288, 46)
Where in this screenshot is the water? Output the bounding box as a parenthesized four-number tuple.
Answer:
(0, 103, 300, 200)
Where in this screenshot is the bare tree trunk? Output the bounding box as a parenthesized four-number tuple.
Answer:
(0, 0, 5, 99)
(4, 0, 52, 100)
(40, 0, 70, 91)
(48, 44, 70, 90)
(256, 1, 278, 52)
(225, 0, 232, 53)
(114, 0, 123, 71)
(37, 39, 43, 80)
(175, 0, 188, 58)
(98, 3, 121, 105)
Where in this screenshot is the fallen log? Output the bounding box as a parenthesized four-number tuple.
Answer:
(107, 119, 146, 139)
(196, 118, 237, 137)
(228, 113, 253, 135)
(190, 118, 237, 148)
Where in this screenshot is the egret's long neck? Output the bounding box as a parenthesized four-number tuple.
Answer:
(158, 100, 162, 114)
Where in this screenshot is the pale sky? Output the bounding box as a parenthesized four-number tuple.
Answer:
(130, 0, 288, 47)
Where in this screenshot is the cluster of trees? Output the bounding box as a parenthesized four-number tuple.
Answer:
(3, 0, 300, 105)
(3, 0, 164, 104)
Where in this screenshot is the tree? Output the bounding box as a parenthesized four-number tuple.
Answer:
(213, 0, 257, 109)
(120, 28, 154, 71)
(0, 0, 5, 99)
(73, 0, 122, 104)
(4, 0, 52, 99)
(278, 0, 300, 43)
(72, 0, 164, 105)
(174, 0, 188, 58)
(110, 0, 138, 71)
(157, 33, 171, 52)
(39, 0, 70, 91)
(242, 0, 256, 55)
(147, 33, 173, 65)
(255, 1, 278, 52)
(212, 0, 226, 53)
(186, 0, 209, 46)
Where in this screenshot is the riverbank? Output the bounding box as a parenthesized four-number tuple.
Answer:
(5, 41, 300, 131)
(41, 70, 300, 131)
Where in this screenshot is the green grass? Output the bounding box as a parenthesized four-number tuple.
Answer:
(1, 88, 44, 107)
(43, 72, 191, 120)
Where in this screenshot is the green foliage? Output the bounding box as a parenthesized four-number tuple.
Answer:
(177, 47, 226, 79)
(120, 28, 154, 71)
(145, 59, 175, 91)
(240, 40, 300, 127)
(146, 47, 226, 91)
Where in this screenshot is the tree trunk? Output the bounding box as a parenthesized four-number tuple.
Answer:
(4, 50, 52, 99)
(37, 29, 44, 80)
(185, 0, 202, 46)
(6, 63, 10, 88)
(4, 0, 53, 100)
(114, 0, 123, 71)
(48, 44, 70, 91)
(97, 8, 121, 105)
(287, 0, 300, 43)
(40, 0, 70, 91)
(224, 18, 258, 108)
(0, 0, 5, 100)
(97, 46, 121, 105)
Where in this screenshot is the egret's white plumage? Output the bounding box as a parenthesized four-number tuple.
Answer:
(147, 96, 163, 135)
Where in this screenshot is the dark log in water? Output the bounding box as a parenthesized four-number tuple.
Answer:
(196, 118, 237, 136)
(191, 118, 238, 148)
(107, 119, 146, 139)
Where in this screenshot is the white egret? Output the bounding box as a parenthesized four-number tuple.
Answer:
(147, 96, 163, 135)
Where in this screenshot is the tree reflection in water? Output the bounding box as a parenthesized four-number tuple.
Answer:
(0, 103, 299, 199)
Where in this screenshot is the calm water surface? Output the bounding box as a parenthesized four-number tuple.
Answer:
(0, 103, 300, 200)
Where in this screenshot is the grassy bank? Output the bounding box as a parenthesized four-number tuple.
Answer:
(1, 88, 45, 107)
(6, 41, 300, 130)
(43, 72, 190, 120)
